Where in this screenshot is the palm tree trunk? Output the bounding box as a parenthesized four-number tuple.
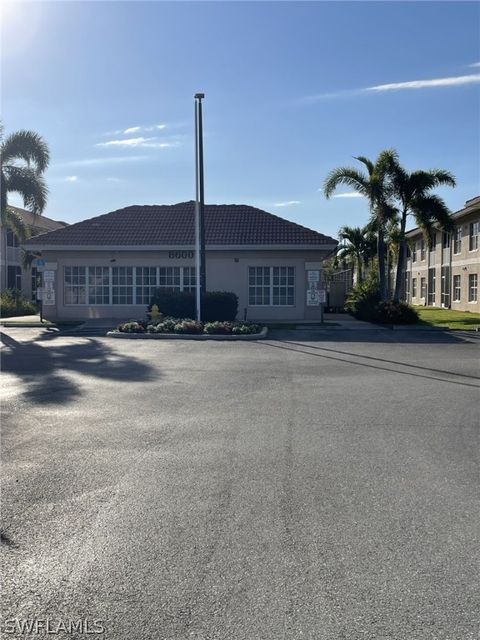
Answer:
(393, 211, 407, 302)
(377, 226, 387, 301)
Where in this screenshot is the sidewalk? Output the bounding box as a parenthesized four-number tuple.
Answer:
(0, 314, 53, 327)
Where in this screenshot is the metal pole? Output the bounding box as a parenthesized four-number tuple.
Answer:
(197, 96, 206, 294)
(194, 98, 201, 322)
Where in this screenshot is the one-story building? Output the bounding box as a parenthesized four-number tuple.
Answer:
(22, 201, 337, 322)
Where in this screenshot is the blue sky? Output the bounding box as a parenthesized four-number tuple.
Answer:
(2, 1, 479, 238)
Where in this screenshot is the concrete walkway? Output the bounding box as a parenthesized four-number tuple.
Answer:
(0, 314, 51, 326)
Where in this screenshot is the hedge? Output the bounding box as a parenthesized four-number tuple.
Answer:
(149, 290, 238, 322)
(0, 289, 37, 318)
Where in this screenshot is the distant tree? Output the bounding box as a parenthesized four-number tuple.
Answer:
(0, 126, 50, 239)
(324, 150, 398, 300)
(337, 225, 376, 283)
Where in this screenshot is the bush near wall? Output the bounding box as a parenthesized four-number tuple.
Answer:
(0, 289, 37, 317)
(149, 290, 239, 322)
(345, 280, 418, 324)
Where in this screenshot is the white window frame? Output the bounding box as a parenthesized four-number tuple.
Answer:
(248, 266, 295, 307)
(469, 221, 479, 252)
(468, 273, 478, 303)
(420, 277, 427, 300)
(412, 278, 417, 298)
(420, 239, 425, 261)
(88, 266, 110, 305)
(453, 275, 461, 302)
(64, 266, 87, 305)
(453, 227, 462, 255)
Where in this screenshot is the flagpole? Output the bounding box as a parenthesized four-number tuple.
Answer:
(194, 94, 202, 322)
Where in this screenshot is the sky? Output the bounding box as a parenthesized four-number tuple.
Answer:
(2, 1, 479, 238)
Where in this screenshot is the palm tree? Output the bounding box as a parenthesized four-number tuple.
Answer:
(337, 225, 375, 283)
(324, 150, 398, 300)
(1, 127, 50, 239)
(386, 157, 456, 301)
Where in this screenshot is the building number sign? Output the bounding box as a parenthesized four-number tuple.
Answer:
(168, 251, 194, 259)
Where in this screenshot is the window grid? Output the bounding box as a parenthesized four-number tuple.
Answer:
(64, 266, 86, 305)
(453, 275, 461, 302)
(469, 222, 479, 251)
(136, 267, 158, 305)
(88, 267, 110, 305)
(453, 227, 462, 254)
(248, 266, 295, 306)
(158, 267, 181, 290)
(412, 243, 417, 263)
(469, 274, 478, 302)
(420, 277, 427, 300)
(420, 240, 425, 261)
(412, 278, 417, 298)
(112, 267, 134, 305)
(182, 267, 197, 293)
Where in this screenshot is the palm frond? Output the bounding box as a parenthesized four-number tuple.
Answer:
(1, 130, 50, 172)
(1, 207, 30, 239)
(411, 193, 453, 233)
(353, 156, 375, 176)
(323, 167, 369, 199)
(3, 165, 48, 214)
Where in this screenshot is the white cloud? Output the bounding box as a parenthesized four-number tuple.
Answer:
(106, 177, 122, 183)
(273, 200, 301, 207)
(332, 192, 365, 199)
(366, 74, 480, 93)
(299, 73, 480, 103)
(123, 126, 141, 134)
(469, 62, 480, 68)
(97, 136, 179, 149)
(53, 155, 149, 168)
(65, 175, 78, 182)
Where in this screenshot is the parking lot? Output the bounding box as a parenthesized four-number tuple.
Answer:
(1, 326, 479, 639)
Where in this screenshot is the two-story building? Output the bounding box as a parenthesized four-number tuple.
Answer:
(404, 195, 479, 312)
(1, 207, 67, 300)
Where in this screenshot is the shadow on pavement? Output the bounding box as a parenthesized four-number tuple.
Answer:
(1, 331, 157, 405)
(258, 337, 480, 390)
(267, 327, 475, 345)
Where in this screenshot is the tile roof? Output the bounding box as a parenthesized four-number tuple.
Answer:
(10, 206, 67, 232)
(24, 202, 337, 247)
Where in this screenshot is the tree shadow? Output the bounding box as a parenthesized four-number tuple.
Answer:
(1, 332, 157, 405)
(258, 339, 480, 390)
(268, 327, 474, 345)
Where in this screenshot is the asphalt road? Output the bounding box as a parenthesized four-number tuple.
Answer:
(1, 326, 479, 640)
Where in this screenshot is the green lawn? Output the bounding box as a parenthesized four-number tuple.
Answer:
(415, 307, 480, 330)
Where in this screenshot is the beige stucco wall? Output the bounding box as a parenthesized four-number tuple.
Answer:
(37, 248, 330, 322)
(405, 208, 479, 313)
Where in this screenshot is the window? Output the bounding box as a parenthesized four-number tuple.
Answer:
(428, 268, 436, 306)
(441, 266, 451, 308)
(412, 242, 417, 262)
(453, 275, 461, 302)
(64, 266, 86, 304)
(248, 266, 295, 306)
(112, 267, 133, 304)
(453, 227, 462, 254)
(7, 266, 21, 290)
(442, 232, 450, 248)
(406, 245, 411, 259)
(429, 233, 436, 253)
(420, 239, 425, 261)
(469, 221, 479, 251)
(404, 272, 410, 300)
(88, 267, 110, 304)
(136, 267, 157, 305)
(158, 267, 181, 290)
(182, 267, 197, 293)
(6, 231, 19, 248)
(412, 278, 417, 298)
(420, 277, 427, 299)
(469, 274, 478, 302)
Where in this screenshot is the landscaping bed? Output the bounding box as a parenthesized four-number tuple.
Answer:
(108, 318, 268, 340)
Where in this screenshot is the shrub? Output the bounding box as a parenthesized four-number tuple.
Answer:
(375, 300, 419, 324)
(149, 290, 239, 322)
(117, 321, 145, 333)
(231, 323, 261, 335)
(204, 321, 233, 334)
(152, 317, 178, 333)
(345, 279, 418, 324)
(0, 289, 37, 317)
(344, 278, 381, 320)
(173, 319, 203, 334)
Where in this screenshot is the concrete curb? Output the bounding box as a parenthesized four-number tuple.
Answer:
(106, 326, 268, 340)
